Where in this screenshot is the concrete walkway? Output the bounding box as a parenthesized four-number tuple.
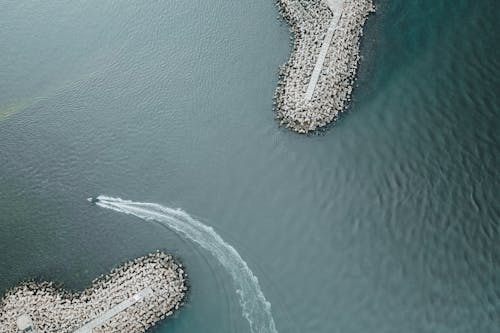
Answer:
(304, 0, 345, 102)
(16, 314, 37, 332)
(73, 288, 153, 333)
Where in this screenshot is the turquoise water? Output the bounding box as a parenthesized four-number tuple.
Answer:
(1, 0, 499, 332)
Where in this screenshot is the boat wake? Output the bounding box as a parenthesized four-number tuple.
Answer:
(95, 195, 278, 333)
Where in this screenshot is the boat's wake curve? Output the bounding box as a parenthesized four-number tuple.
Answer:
(95, 195, 278, 333)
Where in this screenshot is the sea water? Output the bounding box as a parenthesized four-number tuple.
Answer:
(0, 0, 498, 332)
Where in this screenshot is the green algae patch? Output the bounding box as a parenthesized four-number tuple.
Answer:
(0, 99, 32, 121)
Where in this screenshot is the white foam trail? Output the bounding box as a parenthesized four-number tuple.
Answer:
(95, 195, 278, 333)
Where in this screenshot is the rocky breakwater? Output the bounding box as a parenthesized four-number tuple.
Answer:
(0, 251, 187, 332)
(275, 0, 375, 133)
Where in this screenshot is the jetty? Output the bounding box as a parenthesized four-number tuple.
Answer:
(0, 252, 187, 333)
(275, 0, 375, 133)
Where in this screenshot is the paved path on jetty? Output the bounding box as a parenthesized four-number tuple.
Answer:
(304, 0, 345, 102)
(73, 288, 153, 333)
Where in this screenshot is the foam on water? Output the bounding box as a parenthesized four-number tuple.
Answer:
(95, 195, 278, 333)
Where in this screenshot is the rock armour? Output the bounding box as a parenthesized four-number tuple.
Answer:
(0, 252, 187, 333)
(275, 0, 375, 133)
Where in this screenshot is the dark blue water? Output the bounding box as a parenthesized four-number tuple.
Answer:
(1, 0, 498, 332)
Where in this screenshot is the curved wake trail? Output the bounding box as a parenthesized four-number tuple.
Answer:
(95, 196, 278, 333)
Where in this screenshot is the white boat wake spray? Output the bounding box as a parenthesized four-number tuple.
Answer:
(94, 195, 278, 333)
